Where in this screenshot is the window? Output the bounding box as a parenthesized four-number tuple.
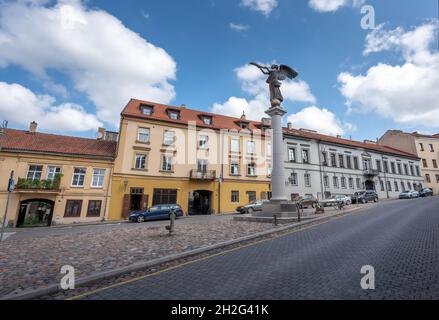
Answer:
(64, 200, 82, 217)
(87, 200, 102, 217)
(231, 139, 240, 153)
(401, 181, 405, 191)
(247, 163, 256, 176)
(302, 149, 310, 164)
(202, 116, 213, 125)
(333, 176, 339, 188)
(168, 110, 180, 120)
(353, 157, 359, 170)
(290, 173, 298, 186)
(415, 166, 420, 176)
(47, 166, 61, 181)
(267, 163, 272, 176)
(407, 182, 412, 190)
(394, 181, 399, 192)
(436, 174, 439, 183)
(91, 169, 105, 188)
(140, 105, 153, 115)
(356, 178, 361, 189)
(247, 141, 256, 155)
(288, 148, 296, 162)
(419, 143, 424, 151)
(391, 162, 396, 174)
(383, 161, 389, 173)
(72, 168, 86, 187)
(380, 180, 385, 191)
(346, 156, 352, 169)
(397, 163, 402, 175)
(230, 162, 240, 175)
(324, 175, 329, 188)
(410, 165, 414, 176)
(330, 153, 337, 167)
(162, 155, 173, 171)
(266, 143, 272, 157)
(376, 160, 382, 172)
(134, 154, 147, 169)
(152, 189, 177, 205)
(137, 128, 150, 143)
(348, 177, 354, 189)
(198, 135, 208, 149)
(338, 155, 344, 168)
(426, 174, 431, 183)
(322, 152, 328, 166)
(341, 177, 346, 188)
(231, 191, 239, 203)
(304, 174, 311, 187)
(404, 164, 409, 175)
(163, 130, 175, 145)
(387, 181, 392, 191)
(197, 159, 208, 172)
(247, 191, 256, 202)
(422, 159, 428, 168)
(429, 144, 434, 152)
(27, 165, 43, 181)
(433, 160, 438, 168)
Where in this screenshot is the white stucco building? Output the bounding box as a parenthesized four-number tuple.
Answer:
(282, 126, 424, 200)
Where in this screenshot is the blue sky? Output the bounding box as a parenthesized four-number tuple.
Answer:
(0, 0, 438, 140)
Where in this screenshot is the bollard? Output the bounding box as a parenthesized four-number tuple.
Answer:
(166, 209, 176, 236)
(273, 214, 278, 226)
(297, 202, 302, 222)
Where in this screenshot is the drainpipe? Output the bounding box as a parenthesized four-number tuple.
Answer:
(317, 140, 325, 200)
(381, 153, 390, 199)
(103, 164, 114, 221)
(218, 130, 225, 215)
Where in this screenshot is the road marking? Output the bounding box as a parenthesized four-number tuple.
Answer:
(0, 232, 16, 241)
(67, 207, 369, 301)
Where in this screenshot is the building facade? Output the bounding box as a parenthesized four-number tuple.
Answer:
(0, 124, 116, 227)
(283, 126, 423, 200)
(379, 130, 439, 194)
(108, 99, 272, 220)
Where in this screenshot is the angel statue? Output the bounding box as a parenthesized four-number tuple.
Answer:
(250, 62, 298, 107)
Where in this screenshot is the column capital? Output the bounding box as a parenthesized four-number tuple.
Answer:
(265, 106, 287, 117)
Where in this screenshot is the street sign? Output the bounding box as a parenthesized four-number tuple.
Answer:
(8, 178, 14, 192)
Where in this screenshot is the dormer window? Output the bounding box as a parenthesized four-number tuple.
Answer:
(201, 115, 213, 125)
(167, 109, 180, 120)
(140, 104, 154, 116)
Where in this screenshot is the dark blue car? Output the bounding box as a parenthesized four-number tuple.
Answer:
(129, 204, 184, 223)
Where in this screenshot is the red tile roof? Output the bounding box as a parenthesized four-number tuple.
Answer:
(122, 99, 419, 159)
(122, 99, 266, 131)
(284, 128, 419, 159)
(0, 128, 117, 159)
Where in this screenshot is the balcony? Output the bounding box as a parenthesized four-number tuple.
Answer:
(363, 169, 380, 177)
(189, 170, 216, 181)
(14, 176, 62, 193)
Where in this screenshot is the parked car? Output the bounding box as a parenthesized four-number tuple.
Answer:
(419, 188, 433, 197)
(351, 191, 378, 204)
(236, 200, 269, 214)
(129, 204, 184, 223)
(320, 195, 352, 207)
(298, 194, 319, 208)
(399, 190, 419, 199)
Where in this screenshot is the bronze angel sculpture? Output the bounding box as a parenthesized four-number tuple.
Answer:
(250, 62, 298, 107)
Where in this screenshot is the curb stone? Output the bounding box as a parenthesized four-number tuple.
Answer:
(1, 205, 371, 300)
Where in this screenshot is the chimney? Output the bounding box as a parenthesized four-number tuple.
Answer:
(97, 127, 106, 140)
(287, 122, 293, 130)
(29, 121, 38, 134)
(180, 104, 186, 109)
(336, 135, 341, 139)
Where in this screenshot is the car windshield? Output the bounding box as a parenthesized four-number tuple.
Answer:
(149, 206, 161, 211)
(355, 192, 365, 196)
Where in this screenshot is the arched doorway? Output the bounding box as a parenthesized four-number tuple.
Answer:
(16, 199, 55, 228)
(365, 180, 375, 191)
(188, 190, 212, 215)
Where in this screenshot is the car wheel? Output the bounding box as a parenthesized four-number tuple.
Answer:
(247, 208, 253, 214)
(374, 198, 378, 203)
(361, 198, 366, 204)
(346, 200, 351, 205)
(137, 216, 145, 223)
(312, 202, 316, 208)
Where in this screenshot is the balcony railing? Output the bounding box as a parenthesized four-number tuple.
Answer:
(15, 175, 62, 191)
(363, 169, 380, 176)
(189, 170, 216, 180)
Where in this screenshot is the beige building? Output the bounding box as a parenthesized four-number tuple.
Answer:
(109, 99, 272, 220)
(0, 123, 117, 227)
(379, 130, 439, 194)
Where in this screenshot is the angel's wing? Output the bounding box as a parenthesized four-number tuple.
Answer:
(279, 65, 298, 79)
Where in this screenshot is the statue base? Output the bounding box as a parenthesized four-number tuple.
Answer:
(252, 200, 298, 218)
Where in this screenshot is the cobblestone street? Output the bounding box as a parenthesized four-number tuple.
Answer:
(73, 197, 439, 300)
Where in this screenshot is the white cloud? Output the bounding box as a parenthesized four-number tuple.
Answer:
(309, 0, 364, 12)
(0, 0, 177, 126)
(0, 82, 102, 132)
(240, 0, 278, 16)
(339, 22, 439, 128)
(229, 23, 250, 32)
(211, 63, 316, 121)
(287, 106, 353, 136)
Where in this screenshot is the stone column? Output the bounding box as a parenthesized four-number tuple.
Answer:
(266, 106, 288, 202)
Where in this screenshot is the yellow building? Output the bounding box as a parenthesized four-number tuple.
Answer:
(108, 99, 272, 220)
(0, 123, 116, 227)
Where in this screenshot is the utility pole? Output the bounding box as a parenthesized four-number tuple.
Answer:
(0, 171, 14, 242)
